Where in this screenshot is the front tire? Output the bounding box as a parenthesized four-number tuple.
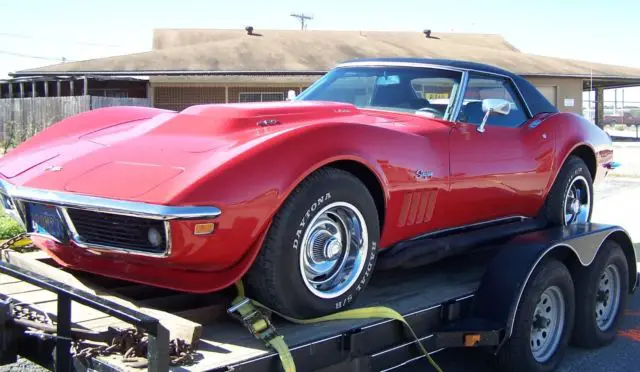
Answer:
(244, 168, 380, 319)
(543, 155, 593, 226)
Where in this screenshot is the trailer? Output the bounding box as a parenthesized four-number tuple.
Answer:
(0, 222, 638, 372)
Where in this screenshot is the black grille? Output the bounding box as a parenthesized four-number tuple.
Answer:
(66, 208, 167, 254)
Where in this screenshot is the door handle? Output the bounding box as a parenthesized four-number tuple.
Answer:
(542, 133, 548, 140)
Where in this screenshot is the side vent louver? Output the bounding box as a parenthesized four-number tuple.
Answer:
(397, 190, 437, 227)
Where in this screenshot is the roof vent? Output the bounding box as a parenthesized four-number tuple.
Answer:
(423, 29, 432, 38)
(245, 26, 254, 35)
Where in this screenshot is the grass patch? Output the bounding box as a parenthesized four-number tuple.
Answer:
(0, 209, 24, 239)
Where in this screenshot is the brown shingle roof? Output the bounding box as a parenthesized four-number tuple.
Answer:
(13, 29, 640, 79)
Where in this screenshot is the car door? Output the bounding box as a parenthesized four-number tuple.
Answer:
(448, 72, 555, 226)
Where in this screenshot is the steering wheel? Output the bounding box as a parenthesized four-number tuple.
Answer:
(416, 107, 443, 117)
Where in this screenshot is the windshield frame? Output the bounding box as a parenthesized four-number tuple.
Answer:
(296, 62, 470, 122)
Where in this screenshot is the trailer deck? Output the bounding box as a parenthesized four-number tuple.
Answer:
(0, 245, 494, 372)
(3, 224, 636, 372)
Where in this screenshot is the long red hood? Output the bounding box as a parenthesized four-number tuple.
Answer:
(0, 101, 441, 204)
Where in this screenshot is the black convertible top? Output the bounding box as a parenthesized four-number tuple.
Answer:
(344, 58, 559, 116)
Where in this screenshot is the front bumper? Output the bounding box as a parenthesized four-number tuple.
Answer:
(0, 179, 221, 258)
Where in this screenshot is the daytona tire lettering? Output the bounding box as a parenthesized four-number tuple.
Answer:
(292, 192, 332, 250)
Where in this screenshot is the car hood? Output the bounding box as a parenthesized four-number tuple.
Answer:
(1, 101, 435, 203)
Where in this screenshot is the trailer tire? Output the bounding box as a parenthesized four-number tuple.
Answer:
(244, 167, 380, 319)
(497, 259, 575, 372)
(571, 240, 628, 348)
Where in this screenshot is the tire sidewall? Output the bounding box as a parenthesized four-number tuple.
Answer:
(545, 156, 593, 226)
(277, 173, 380, 317)
(558, 161, 593, 225)
(503, 260, 575, 372)
(574, 243, 629, 346)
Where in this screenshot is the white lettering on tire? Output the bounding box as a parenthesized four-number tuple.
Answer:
(292, 192, 332, 250)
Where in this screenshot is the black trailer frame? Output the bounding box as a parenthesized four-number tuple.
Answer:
(1, 223, 638, 372)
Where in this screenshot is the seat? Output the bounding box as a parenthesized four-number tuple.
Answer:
(459, 101, 485, 124)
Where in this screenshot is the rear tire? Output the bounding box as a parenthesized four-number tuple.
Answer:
(571, 240, 629, 348)
(543, 155, 593, 226)
(244, 168, 380, 319)
(497, 259, 575, 372)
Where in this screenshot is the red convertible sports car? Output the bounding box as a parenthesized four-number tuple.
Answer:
(0, 58, 616, 318)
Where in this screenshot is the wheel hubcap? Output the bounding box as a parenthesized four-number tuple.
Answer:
(596, 264, 621, 331)
(563, 176, 591, 225)
(300, 202, 368, 299)
(530, 286, 565, 363)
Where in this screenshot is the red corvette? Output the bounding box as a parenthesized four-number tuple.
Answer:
(0, 58, 615, 318)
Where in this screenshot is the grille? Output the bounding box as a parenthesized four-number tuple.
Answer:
(66, 208, 168, 254)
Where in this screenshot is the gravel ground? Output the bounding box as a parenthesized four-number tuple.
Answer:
(0, 359, 48, 372)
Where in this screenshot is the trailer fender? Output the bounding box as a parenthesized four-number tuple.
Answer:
(469, 223, 637, 351)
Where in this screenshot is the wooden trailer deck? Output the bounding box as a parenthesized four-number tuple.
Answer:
(0, 248, 495, 371)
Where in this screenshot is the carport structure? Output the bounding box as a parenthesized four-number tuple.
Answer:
(584, 76, 640, 127)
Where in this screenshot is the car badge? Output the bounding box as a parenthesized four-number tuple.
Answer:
(45, 165, 63, 172)
(415, 169, 433, 180)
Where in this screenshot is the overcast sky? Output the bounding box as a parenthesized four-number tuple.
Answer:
(2, 0, 639, 101)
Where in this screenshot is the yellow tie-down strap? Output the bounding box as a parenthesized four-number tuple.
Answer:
(231, 281, 443, 372)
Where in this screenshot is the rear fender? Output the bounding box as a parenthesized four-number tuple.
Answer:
(547, 113, 613, 190)
(469, 223, 637, 352)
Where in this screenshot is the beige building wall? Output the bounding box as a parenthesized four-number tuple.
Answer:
(150, 76, 318, 111)
(150, 76, 585, 116)
(524, 77, 584, 115)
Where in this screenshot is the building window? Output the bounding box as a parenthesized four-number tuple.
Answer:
(238, 92, 285, 102)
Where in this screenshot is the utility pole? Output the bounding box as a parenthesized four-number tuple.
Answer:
(290, 13, 313, 30)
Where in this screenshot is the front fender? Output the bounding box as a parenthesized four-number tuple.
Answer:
(167, 121, 432, 272)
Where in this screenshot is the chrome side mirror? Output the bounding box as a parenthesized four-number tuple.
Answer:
(477, 99, 511, 133)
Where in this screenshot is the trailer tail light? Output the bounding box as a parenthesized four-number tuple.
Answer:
(464, 333, 481, 347)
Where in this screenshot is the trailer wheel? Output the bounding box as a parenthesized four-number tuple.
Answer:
(571, 240, 628, 348)
(497, 259, 575, 372)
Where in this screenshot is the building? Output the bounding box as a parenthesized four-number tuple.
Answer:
(6, 28, 640, 125)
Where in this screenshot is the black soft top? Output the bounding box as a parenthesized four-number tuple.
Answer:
(344, 58, 559, 116)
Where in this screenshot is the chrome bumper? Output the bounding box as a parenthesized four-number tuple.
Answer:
(0, 179, 221, 257)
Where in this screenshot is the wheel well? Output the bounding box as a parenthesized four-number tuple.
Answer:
(547, 232, 637, 294)
(569, 145, 597, 180)
(325, 160, 386, 231)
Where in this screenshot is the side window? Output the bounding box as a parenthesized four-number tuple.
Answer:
(458, 74, 529, 127)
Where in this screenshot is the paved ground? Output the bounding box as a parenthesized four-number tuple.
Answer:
(403, 176, 640, 371)
(608, 142, 640, 178)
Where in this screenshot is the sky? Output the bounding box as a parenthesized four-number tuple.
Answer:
(2, 0, 639, 102)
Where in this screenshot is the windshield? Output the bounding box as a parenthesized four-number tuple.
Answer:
(296, 66, 463, 120)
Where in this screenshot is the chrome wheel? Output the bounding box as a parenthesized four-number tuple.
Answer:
(596, 264, 622, 331)
(299, 201, 368, 299)
(563, 176, 590, 225)
(530, 286, 565, 363)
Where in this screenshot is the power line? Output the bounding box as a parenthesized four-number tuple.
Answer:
(0, 32, 124, 48)
(0, 50, 68, 62)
